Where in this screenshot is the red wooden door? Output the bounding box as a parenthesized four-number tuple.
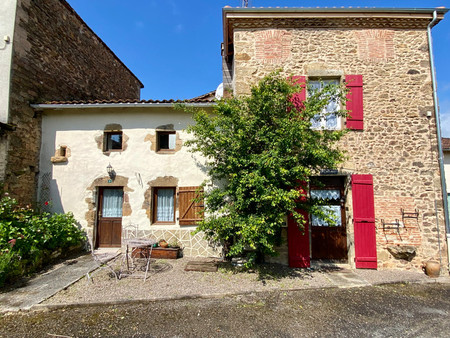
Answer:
(96, 187, 123, 248)
(351, 175, 377, 269)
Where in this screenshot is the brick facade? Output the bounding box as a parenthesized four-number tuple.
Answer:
(226, 9, 448, 271)
(3, 0, 143, 204)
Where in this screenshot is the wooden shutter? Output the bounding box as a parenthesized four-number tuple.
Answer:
(289, 76, 306, 111)
(178, 186, 204, 226)
(287, 181, 310, 268)
(351, 174, 377, 269)
(345, 75, 364, 130)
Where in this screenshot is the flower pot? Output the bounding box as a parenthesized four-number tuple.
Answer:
(424, 260, 440, 278)
(159, 240, 169, 248)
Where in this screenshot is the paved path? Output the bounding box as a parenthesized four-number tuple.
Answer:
(0, 254, 97, 312)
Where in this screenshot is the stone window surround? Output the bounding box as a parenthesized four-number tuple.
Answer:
(50, 145, 70, 164)
(95, 123, 129, 156)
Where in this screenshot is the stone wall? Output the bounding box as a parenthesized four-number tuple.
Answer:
(4, 0, 142, 204)
(232, 26, 447, 271)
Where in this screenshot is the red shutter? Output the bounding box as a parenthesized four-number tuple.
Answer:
(289, 76, 306, 111)
(345, 75, 364, 130)
(178, 187, 204, 226)
(288, 181, 310, 268)
(351, 174, 377, 269)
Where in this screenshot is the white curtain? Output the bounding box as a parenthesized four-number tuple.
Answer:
(157, 188, 174, 222)
(102, 189, 123, 217)
(310, 189, 340, 201)
(168, 133, 176, 149)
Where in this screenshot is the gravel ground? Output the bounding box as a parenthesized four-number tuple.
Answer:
(42, 257, 337, 305)
(42, 256, 444, 306)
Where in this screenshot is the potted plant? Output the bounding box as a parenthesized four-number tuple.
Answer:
(150, 239, 182, 259)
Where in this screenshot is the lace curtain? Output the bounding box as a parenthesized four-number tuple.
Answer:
(102, 189, 123, 217)
(168, 133, 176, 149)
(310, 189, 340, 201)
(157, 188, 174, 222)
(309, 80, 340, 130)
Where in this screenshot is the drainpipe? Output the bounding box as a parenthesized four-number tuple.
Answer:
(427, 10, 450, 272)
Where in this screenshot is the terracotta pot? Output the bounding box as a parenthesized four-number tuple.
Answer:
(424, 260, 440, 278)
(159, 240, 169, 248)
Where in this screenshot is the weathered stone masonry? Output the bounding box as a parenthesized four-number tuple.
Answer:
(229, 15, 447, 271)
(4, 0, 143, 204)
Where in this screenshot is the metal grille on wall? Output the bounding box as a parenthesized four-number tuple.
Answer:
(40, 172, 51, 212)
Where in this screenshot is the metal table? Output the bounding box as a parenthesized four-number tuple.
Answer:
(120, 238, 157, 282)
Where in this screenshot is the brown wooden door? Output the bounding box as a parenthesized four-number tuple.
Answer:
(96, 187, 123, 248)
(310, 177, 348, 261)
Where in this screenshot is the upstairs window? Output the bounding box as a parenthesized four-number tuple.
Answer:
(105, 131, 123, 151)
(157, 131, 176, 152)
(309, 79, 341, 130)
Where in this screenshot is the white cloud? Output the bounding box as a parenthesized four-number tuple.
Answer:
(168, 0, 179, 16)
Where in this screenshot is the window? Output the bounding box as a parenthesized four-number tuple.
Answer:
(153, 187, 175, 224)
(157, 131, 176, 152)
(310, 177, 345, 227)
(309, 79, 341, 130)
(104, 132, 123, 151)
(59, 146, 67, 157)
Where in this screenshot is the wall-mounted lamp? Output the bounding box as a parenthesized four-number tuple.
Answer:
(107, 163, 115, 180)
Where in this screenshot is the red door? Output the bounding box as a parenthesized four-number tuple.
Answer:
(352, 175, 377, 269)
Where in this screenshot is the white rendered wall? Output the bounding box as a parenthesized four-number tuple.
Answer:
(0, 0, 17, 123)
(39, 107, 210, 233)
(444, 150, 450, 193)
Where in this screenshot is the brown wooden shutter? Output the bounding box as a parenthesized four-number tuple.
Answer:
(178, 186, 204, 226)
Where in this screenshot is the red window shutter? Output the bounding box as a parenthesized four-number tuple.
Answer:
(351, 174, 377, 269)
(289, 76, 306, 111)
(345, 75, 364, 130)
(288, 181, 310, 268)
(178, 187, 204, 226)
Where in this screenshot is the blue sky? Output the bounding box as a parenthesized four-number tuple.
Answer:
(66, 0, 450, 136)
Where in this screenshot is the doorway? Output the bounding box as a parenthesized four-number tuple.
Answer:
(96, 187, 123, 248)
(310, 176, 348, 261)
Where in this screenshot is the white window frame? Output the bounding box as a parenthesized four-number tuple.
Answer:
(308, 79, 341, 130)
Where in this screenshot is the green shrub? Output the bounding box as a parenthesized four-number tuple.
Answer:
(0, 195, 86, 286)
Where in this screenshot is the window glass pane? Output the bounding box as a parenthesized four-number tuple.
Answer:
(102, 189, 123, 217)
(156, 188, 174, 222)
(159, 133, 169, 149)
(107, 133, 122, 150)
(311, 205, 342, 227)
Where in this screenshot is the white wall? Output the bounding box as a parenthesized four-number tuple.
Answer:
(0, 0, 17, 123)
(39, 106, 210, 232)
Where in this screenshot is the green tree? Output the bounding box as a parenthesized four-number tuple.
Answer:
(185, 72, 348, 265)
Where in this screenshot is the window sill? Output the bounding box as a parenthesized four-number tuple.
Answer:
(156, 150, 175, 154)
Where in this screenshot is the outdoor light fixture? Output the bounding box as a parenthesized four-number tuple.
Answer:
(107, 163, 114, 178)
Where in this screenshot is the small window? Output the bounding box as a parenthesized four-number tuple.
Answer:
(59, 146, 67, 157)
(309, 79, 341, 130)
(153, 187, 176, 224)
(105, 132, 123, 151)
(157, 131, 176, 152)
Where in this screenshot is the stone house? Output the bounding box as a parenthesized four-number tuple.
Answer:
(32, 7, 449, 273)
(0, 0, 143, 205)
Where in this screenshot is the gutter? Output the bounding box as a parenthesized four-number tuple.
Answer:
(427, 10, 450, 271)
(30, 102, 215, 111)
